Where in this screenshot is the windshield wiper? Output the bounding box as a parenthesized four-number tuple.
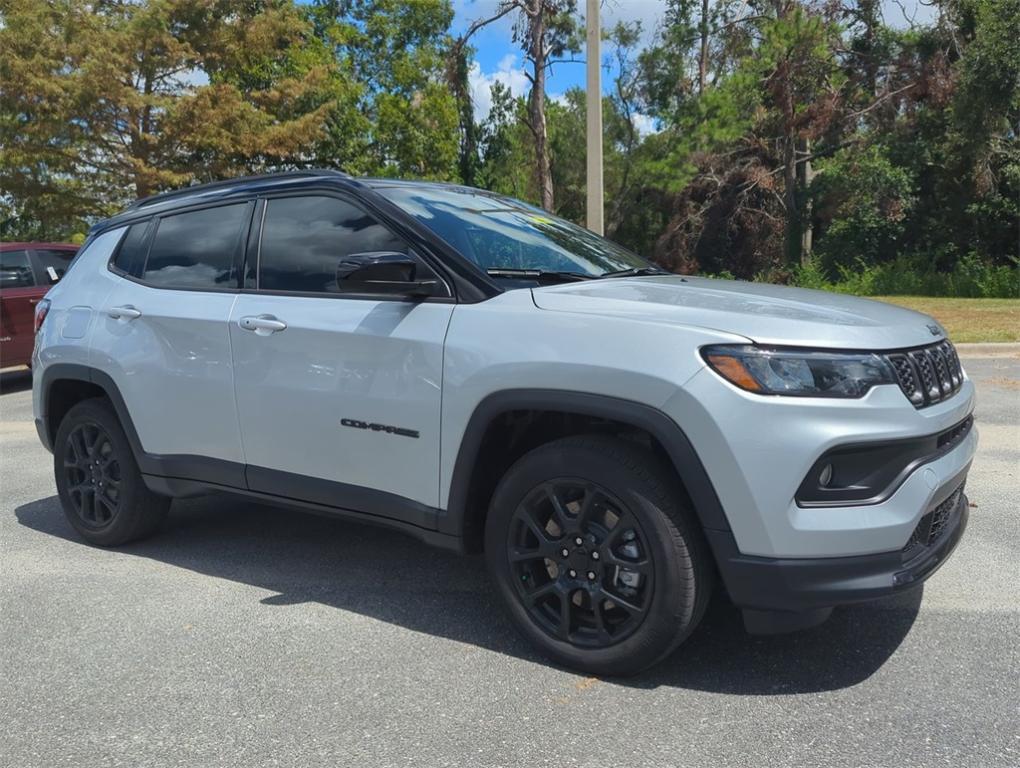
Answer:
(599, 266, 671, 279)
(486, 268, 594, 282)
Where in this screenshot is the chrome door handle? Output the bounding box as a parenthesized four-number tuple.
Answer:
(107, 305, 141, 320)
(238, 314, 287, 336)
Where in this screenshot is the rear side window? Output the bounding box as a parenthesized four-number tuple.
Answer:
(143, 203, 248, 289)
(258, 195, 435, 294)
(0, 250, 35, 289)
(111, 221, 152, 278)
(33, 248, 78, 284)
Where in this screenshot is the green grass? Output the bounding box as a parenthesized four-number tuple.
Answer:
(871, 297, 1020, 343)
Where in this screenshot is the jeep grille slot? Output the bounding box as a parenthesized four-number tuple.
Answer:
(902, 483, 964, 558)
(884, 341, 963, 408)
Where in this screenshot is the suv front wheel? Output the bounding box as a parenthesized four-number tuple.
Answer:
(54, 398, 170, 546)
(485, 435, 711, 676)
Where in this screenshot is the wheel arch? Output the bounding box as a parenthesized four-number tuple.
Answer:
(39, 364, 145, 461)
(443, 389, 731, 553)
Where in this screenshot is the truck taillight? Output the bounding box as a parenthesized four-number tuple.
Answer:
(34, 299, 51, 332)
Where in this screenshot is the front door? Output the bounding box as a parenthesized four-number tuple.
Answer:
(229, 194, 454, 523)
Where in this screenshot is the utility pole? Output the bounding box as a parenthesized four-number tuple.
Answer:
(585, 0, 603, 235)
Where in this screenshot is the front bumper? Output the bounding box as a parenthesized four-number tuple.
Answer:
(665, 368, 977, 558)
(707, 475, 969, 625)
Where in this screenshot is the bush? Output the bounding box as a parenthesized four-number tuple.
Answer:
(791, 254, 1019, 298)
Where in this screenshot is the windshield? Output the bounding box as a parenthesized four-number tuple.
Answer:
(376, 186, 654, 278)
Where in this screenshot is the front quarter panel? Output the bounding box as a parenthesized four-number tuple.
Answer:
(438, 290, 748, 509)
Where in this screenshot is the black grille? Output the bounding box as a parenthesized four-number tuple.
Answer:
(885, 341, 963, 408)
(903, 484, 964, 555)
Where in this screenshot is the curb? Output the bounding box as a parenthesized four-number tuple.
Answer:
(955, 342, 1020, 358)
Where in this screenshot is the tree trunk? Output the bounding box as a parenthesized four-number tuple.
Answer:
(528, 0, 554, 210)
(859, 0, 880, 98)
(134, 75, 154, 199)
(783, 133, 800, 265)
(698, 0, 709, 95)
(447, 46, 478, 186)
(799, 138, 814, 265)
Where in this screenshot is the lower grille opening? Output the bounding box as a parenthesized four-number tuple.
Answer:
(902, 484, 964, 559)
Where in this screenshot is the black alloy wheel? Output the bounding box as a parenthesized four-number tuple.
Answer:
(62, 421, 123, 528)
(508, 479, 653, 647)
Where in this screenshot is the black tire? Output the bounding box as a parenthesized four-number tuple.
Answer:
(54, 398, 169, 546)
(485, 435, 712, 676)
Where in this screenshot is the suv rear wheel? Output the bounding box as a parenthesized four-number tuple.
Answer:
(54, 398, 169, 546)
(484, 435, 711, 676)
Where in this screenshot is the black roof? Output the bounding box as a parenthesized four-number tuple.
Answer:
(94, 170, 505, 235)
(124, 169, 350, 211)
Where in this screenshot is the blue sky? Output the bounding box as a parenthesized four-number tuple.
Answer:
(452, 0, 940, 122)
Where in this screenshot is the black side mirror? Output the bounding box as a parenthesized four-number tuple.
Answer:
(336, 251, 439, 297)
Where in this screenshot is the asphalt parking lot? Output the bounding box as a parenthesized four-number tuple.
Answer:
(1, 352, 1018, 768)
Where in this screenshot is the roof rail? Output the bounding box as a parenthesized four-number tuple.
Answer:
(125, 169, 351, 210)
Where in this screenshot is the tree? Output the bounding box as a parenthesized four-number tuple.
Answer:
(499, 0, 580, 210)
(1, 0, 1016, 294)
(0, 0, 335, 237)
(306, 0, 461, 178)
(446, 3, 518, 186)
(811, 146, 915, 272)
(477, 82, 535, 199)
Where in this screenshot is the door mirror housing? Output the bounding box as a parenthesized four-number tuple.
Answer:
(336, 251, 439, 297)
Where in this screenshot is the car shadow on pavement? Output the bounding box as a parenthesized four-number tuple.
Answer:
(15, 493, 921, 694)
(0, 369, 32, 394)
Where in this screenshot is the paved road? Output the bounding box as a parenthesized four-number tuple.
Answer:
(2, 354, 1018, 768)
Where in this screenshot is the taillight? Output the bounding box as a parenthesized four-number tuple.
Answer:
(34, 299, 51, 332)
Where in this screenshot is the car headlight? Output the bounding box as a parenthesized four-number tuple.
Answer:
(701, 345, 897, 398)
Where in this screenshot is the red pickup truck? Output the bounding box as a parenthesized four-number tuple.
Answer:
(1, 242, 79, 369)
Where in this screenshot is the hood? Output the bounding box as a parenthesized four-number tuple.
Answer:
(531, 276, 946, 350)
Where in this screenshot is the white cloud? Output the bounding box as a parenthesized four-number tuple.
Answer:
(468, 53, 530, 122)
(181, 68, 209, 88)
(631, 112, 658, 137)
(452, 0, 518, 41)
(881, 0, 938, 28)
(596, 0, 669, 46)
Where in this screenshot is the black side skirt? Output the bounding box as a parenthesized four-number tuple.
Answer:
(142, 467, 460, 552)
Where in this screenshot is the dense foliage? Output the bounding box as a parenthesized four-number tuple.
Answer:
(1, 0, 1016, 296)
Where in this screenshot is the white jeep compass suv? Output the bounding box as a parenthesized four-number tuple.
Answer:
(32, 170, 977, 675)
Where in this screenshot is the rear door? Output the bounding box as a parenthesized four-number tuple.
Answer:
(0, 249, 42, 367)
(229, 194, 454, 519)
(89, 203, 253, 481)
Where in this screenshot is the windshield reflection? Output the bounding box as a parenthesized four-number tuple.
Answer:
(378, 186, 652, 277)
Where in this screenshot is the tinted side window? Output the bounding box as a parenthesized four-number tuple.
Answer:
(0, 250, 35, 289)
(259, 196, 434, 294)
(32, 248, 77, 284)
(143, 204, 248, 289)
(111, 221, 152, 278)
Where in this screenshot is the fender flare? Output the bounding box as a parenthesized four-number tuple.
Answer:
(442, 389, 731, 540)
(39, 363, 143, 455)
